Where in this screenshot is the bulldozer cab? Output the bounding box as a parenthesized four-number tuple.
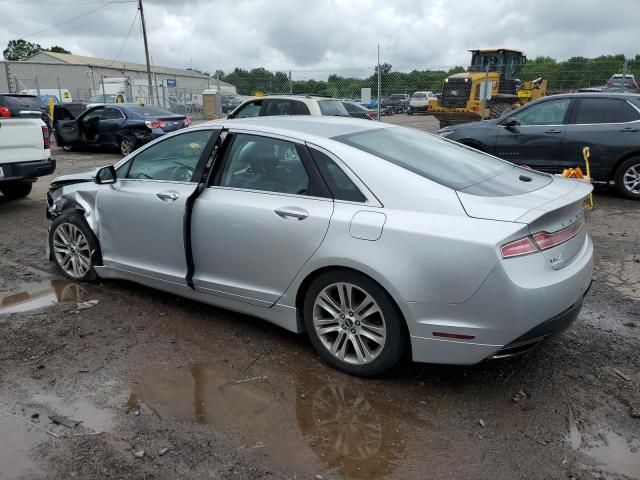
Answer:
(469, 49, 525, 79)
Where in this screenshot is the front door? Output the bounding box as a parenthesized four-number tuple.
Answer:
(191, 132, 334, 306)
(97, 129, 216, 284)
(494, 97, 572, 173)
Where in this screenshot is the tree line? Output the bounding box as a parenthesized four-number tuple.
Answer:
(217, 55, 640, 98)
(3, 39, 71, 61)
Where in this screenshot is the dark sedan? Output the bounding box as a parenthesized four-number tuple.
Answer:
(54, 104, 191, 156)
(439, 93, 640, 199)
(342, 101, 376, 120)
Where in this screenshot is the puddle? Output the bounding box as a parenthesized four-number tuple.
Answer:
(29, 393, 116, 433)
(0, 280, 87, 315)
(567, 416, 640, 478)
(127, 363, 427, 479)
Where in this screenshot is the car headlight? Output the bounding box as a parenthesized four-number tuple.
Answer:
(437, 130, 454, 138)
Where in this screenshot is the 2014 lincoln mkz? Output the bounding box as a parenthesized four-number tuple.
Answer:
(46, 117, 594, 376)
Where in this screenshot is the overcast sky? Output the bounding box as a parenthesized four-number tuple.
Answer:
(0, 0, 638, 73)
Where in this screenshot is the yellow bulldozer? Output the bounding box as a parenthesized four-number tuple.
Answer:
(428, 49, 547, 126)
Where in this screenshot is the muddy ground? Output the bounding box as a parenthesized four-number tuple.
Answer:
(0, 143, 639, 480)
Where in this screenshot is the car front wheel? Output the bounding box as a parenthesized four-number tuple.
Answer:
(303, 271, 406, 377)
(49, 212, 100, 282)
(614, 157, 640, 200)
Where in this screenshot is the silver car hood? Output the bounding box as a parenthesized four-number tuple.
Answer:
(50, 168, 99, 188)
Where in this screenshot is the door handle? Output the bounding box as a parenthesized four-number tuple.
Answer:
(544, 129, 563, 134)
(620, 127, 640, 133)
(156, 191, 180, 202)
(274, 207, 308, 220)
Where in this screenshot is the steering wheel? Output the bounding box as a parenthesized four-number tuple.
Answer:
(169, 164, 194, 182)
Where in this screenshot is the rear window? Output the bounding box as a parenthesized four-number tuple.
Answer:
(0, 94, 41, 110)
(334, 127, 512, 190)
(412, 93, 427, 99)
(318, 100, 349, 116)
(126, 105, 174, 116)
(574, 98, 640, 124)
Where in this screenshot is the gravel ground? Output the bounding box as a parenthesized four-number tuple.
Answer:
(0, 144, 638, 480)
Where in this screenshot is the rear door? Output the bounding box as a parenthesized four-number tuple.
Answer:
(494, 97, 573, 173)
(561, 97, 640, 181)
(191, 131, 333, 306)
(98, 106, 126, 146)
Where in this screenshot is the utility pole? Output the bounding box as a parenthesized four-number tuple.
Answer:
(138, 0, 154, 104)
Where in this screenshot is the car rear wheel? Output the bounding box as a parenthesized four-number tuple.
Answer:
(303, 271, 406, 377)
(49, 212, 100, 282)
(614, 157, 640, 200)
(0, 180, 33, 200)
(120, 135, 137, 156)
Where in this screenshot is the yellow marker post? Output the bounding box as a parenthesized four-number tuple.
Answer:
(582, 146, 594, 211)
(48, 97, 54, 120)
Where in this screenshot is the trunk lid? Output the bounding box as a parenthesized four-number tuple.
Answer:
(457, 171, 592, 269)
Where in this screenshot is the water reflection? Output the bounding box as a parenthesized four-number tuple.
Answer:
(126, 363, 405, 478)
(0, 280, 86, 315)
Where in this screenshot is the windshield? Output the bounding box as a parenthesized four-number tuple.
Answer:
(89, 94, 116, 103)
(318, 100, 349, 116)
(127, 105, 175, 116)
(412, 93, 427, 99)
(334, 127, 512, 190)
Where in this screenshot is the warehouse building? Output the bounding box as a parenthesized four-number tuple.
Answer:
(0, 52, 235, 113)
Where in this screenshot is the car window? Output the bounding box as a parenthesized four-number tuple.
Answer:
(574, 98, 640, 124)
(101, 107, 124, 120)
(334, 127, 512, 190)
(232, 100, 263, 118)
(512, 99, 571, 126)
(262, 99, 310, 116)
(125, 130, 212, 182)
(219, 134, 310, 195)
(82, 108, 104, 124)
(310, 149, 366, 202)
(318, 100, 349, 116)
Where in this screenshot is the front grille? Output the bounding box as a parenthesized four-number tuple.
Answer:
(440, 79, 471, 107)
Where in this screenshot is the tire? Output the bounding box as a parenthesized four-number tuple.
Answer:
(0, 180, 33, 200)
(120, 135, 137, 157)
(49, 212, 100, 282)
(303, 270, 406, 377)
(62, 145, 74, 152)
(614, 156, 640, 200)
(489, 103, 513, 119)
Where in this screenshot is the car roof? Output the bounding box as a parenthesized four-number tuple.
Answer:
(200, 115, 392, 139)
(538, 92, 640, 100)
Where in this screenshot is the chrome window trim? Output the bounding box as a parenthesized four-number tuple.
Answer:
(116, 178, 195, 186)
(205, 184, 333, 203)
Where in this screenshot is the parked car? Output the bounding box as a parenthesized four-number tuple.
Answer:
(227, 95, 350, 119)
(438, 93, 640, 200)
(408, 91, 436, 115)
(606, 74, 638, 92)
(47, 116, 593, 376)
(0, 93, 52, 134)
(0, 117, 55, 200)
(342, 101, 376, 120)
(381, 94, 410, 114)
(221, 95, 244, 113)
(54, 104, 191, 156)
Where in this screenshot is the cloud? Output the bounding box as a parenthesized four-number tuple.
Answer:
(0, 0, 638, 74)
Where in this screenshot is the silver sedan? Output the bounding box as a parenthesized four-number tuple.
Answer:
(46, 117, 594, 376)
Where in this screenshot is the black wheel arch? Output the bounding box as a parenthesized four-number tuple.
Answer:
(609, 150, 640, 181)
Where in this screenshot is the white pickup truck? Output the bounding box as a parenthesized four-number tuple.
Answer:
(0, 118, 55, 200)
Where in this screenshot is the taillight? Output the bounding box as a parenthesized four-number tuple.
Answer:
(532, 216, 585, 250)
(501, 216, 585, 259)
(500, 237, 537, 258)
(145, 120, 167, 129)
(42, 126, 50, 149)
(184, 117, 191, 126)
(0, 107, 10, 117)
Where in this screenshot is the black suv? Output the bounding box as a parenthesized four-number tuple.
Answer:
(439, 93, 640, 199)
(0, 93, 52, 132)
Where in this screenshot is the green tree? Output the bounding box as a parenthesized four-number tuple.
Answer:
(47, 45, 71, 54)
(3, 39, 42, 60)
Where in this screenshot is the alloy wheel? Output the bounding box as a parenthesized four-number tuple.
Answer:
(52, 223, 92, 279)
(312, 282, 387, 365)
(120, 137, 134, 156)
(623, 163, 640, 194)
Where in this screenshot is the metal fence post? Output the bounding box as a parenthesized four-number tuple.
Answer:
(35, 76, 41, 96)
(480, 65, 489, 120)
(288, 70, 292, 94)
(57, 76, 62, 103)
(377, 44, 381, 121)
(216, 73, 222, 117)
(3, 62, 13, 93)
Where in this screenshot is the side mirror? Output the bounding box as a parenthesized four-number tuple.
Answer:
(95, 165, 117, 185)
(502, 117, 519, 128)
